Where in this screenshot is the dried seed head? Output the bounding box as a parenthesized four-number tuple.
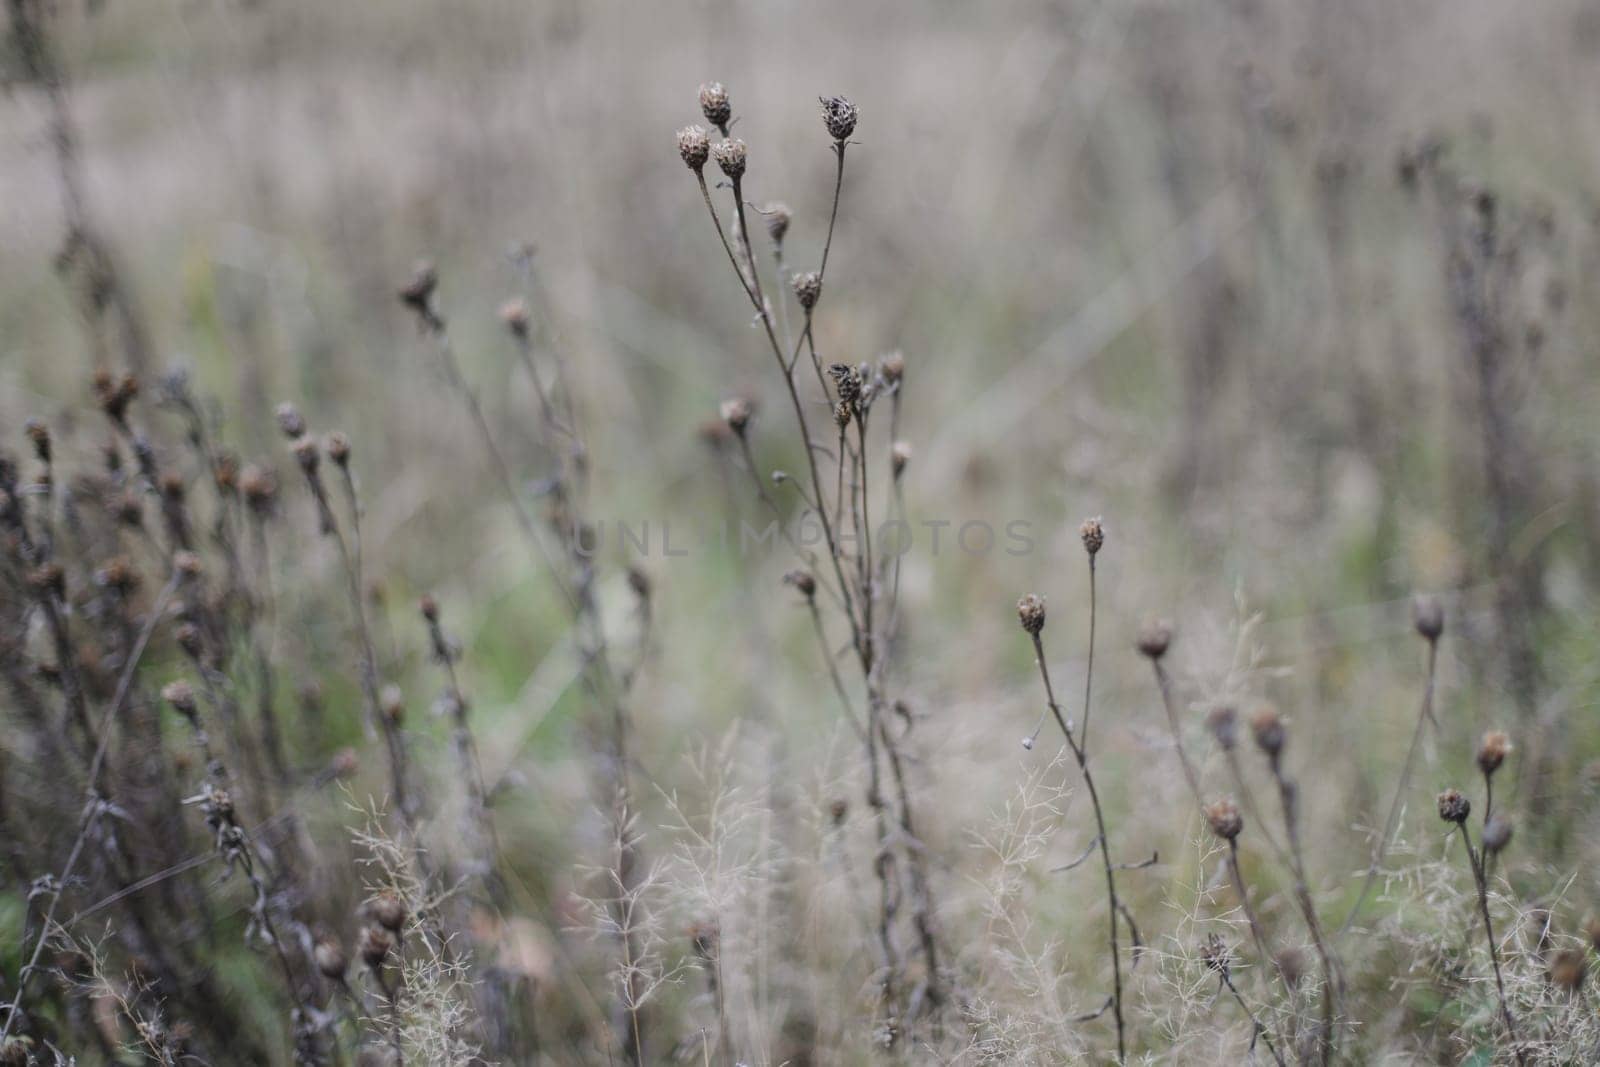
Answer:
(24, 419, 50, 463)
(1207, 705, 1238, 750)
(879, 351, 905, 383)
(829, 797, 849, 824)
(1275, 947, 1307, 987)
(891, 441, 912, 479)
(1437, 788, 1471, 824)
(764, 203, 792, 245)
(419, 594, 439, 623)
(832, 401, 852, 428)
(1079, 517, 1105, 556)
(1201, 933, 1232, 976)
(172, 550, 202, 579)
(330, 747, 359, 778)
(819, 95, 858, 141)
(369, 890, 408, 933)
(1482, 814, 1513, 853)
(96, 555, 140, 595)
(1413, 595, 1444, 642)
(291, 436, 320, 474)
(93, 371, 139, 425)
(213, 452, 239, 493)
(399, 261, 438, 311)
(160, 472, 186, 502)
(314, 935, 348, 980)
(828, 363, 862, 409)
(359, 925, 393, 969)
(1584, 916, 1600, 954)
(111, 489, 143, 527)
(379, 684, 405, 726)
(1477, 730, 1511, 777)
(720, 397, 753, 435)
(791, 270, 822, 310)
(1136, 619, 1172, 660)
(25, 562, 64, 597)
(325, 432, 351, 468)
(162, 680, 198, 717)
(499, 298, 530, 337)
(783, 569, 817, 599)
(1250, 706, 1285, 758)
(1017, 593, 1047, 636)
(698, 82, 731, 131)
(1204, 797, 1244, 841)
(1550, 949, 1587, 992)
(712, 138, 747, 181)
(627, 565, 652, 601)
(275, 403, 307, 439)
(676, 124, 711, 171)
(176, 622, 203, 659)
(688, 918, 720, 959)
(240, 465, 277, 515)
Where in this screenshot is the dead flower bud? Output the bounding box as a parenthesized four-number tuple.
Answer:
(677, 125, 711, 171)
(1437, 788, 1471, 824)
(1477, 730, 1511, 777)
(325, 432, 351, 468)
(712, 138, 747, 181)
(1482, 814, 1513, 854)
(291, 436, 319, 474)
(1017, 594, 1046, 636)
(879, 351, 905, 383)
(791, 270, 822, 310)
(314, 935, 348, 980)
(829, 797, 849, 824)
(1250, 706, 1285, 759)
(1204, 797, 1244, 841)
(162, 680, 198, 718)
(172, 551, 202, 580)
(1207, 705, 1238, 750)
(820, 95, 858, 141)
(96, 556, 140, 596)
(379, 685, 405, 726)
(176, 623, 203, 659)
(399, 261, 438, 311)
(369, 890, 408, 933)
(1413, 595, 1444, 642)
(359, 925, 393, 970)
(23, 419, 50, 463)
(832, 401, 852, 428)
(784, 569, 817, 599)
(764, 202, 792, 245)
(699, 82, 731, 131)
(720, 397, 753, 435)
(1079, 516, 1105, 556)
(240, 465, 277, 514)
(275, 403, 306, 439)
(1136, 619, 1172, 660)
(419, 594, 439, 622)
(891, 441, 912, 479)
(499, 298, 530, 337)
(1201, 934, 1233, 976)
(25, 562, 64, 598)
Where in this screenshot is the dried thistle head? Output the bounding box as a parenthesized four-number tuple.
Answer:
(676, 124, 711, 172)
(25, 562, 64, 598)
(783, 569, 817, 600)
(1201, 934, 1233, 976)
(359, 925, 393, 970)
(325, 431, 351, 468)
(95, 555, 140, 596)
(827, 363, 862, 409)
(832, 400, 852, 428)
(1413, 595, 1444, 642)
(1204, 797, 1244, 841)
(819, 95, 858, 141)
(1250, 706, 1285, 759)
(500, 297, 531, 337)
(93, 370, 139, 426)
(291, 435, 319, 474)
(313, 934, 348, 980)
(1477, 730, 1511, 777)
(791, 270, 822, 310)
(162, 680, 198, 718)
(1079, 516, 1104, 557)
(719, 397, 753, 436)
(240, 464, 277, 517)
(1017, 593, 1046, 636)
(379, 684, 405, 726)
(879, 351, 905, 383)
(712, 138, 747, 181)
(172, 550, 202, 580)
(369, 890, 408, 933)
(275, 402, 307, 439)
(1207, 705, 1238, 749)
(698, 82, 731, 132)
(1136, 619, 1172, 660)
(213, 451, 239, 494)
(763, 202, 792, 245)
(1482, 814, 1513, 854)
(891, 441, 912, 479)
(1437, 788, 1471, 824)
(419, 594, 439, 623)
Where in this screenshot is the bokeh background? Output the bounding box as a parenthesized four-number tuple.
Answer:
(5, 0, 1600, 1061)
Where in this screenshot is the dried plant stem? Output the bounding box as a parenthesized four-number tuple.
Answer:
(1456, 820, 1524, 1064)
(1265, 753, 1339, 1065)
(1149, 660, 1205, 812)
(1219, 969, 1287, 1067)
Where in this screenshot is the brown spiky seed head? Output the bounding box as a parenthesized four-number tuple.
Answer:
(1204, 797, 1244, 841)
(1136, 619, 1172, 660)
(399, 261, 437, 310)
(891, 441, 912, 479)
(162, 680, 197, 716)
(784, 569, 817, 599)
(419, 594, 439, 623)
(761, 204, 791, 247)
(820, 95, 858, 141)
(240, 465, 276, 513)
(1413, 595, 1444, 642)
(1482, 814, 1513, 853)
(96, 555, 139, 595)
(1079, 516, 1104, 556)
(828, 363, 862, 408)
(275, 403, 306, 439)
(325, 432, 351, 468)
(291, 435, 319, 474)
(1250, 706, 1285, 758)
(359, 925, 392, 969)
(676, 124, 711, 171)
(791, 270, 822, 310)
(720, 397, 753, 435)
(1437, 788, 1471, 824)
(1477, 730, 1511, 776)
(313, 935, 348, 980)
(832, 400, 852, 428)
(1017, 594, 1047, 636)
(699, 82, 731, 130)
(880, 351, 905, 382)
(499, 298, 530, 337)
(712, 139, 747, 180)
(370, 890, 408, 932)
(1201, 933, 1232, 975)
(176, 622, 203, 658)
(1549, 949, 1586, 992)
(24, 419, 50, 463)
(1207, 705, 1238, 749)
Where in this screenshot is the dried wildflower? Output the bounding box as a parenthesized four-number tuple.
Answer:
(828, 363, 862, 409)
(1549, 949, 1586, 992)
(162, 680, 198, 718)
(832, 401, 852, 428)
(1250, 706, 1285, 758)
(330, 747, 359, 778)
(291, 436, 319, 474)
(500, 298, 530, 337)
(325, 432, 351, 468)
(110, 489, 143, 527)
(240, 464, 277, 516)
(1079, 516, 1104, 556)
(176, 622, 203, 659)
(891, 440, 912, 479)
(359, 925, 393, 969)
(1204, 797, 1244, 841)
(1136, 619, 1172, 660)
(880, 351, 905, 383)
(96, 555, 139, 595)
(791, 270, 822, 310)
(1482, 814, 1513, 854)
(712, 139, 747, 181)
(698, 82, 731, 132)
(783, 569, 816, 599)
(93, 370, 139, 426)
(313, 934, 348, 980)
(379, 684, 405, 726)
(159, 471, 185, 502)
(23, 419, 50, 463)
(399, 261, 438, 311)
(720, 397, 753, 435)
(173, 550, 202, 579)
(763, 203, 792, 245)
(1017, 593, 1046, 636)
(1478, 730, 1511, 777)
(1201, 934, 1233, 975)
(213, 451, 239, 493)
(820, 95, 858, 141)
(829, 797, 849, 824)
(1437, 788, 1471, 824)
(369, 890, 408, 933)
(1413, 595, 1444, 642)
(676, 124, 711, 171)
(419, 594, 439, 623)
(275, 403, 306, 439)
(1207, 705, 1238, 750)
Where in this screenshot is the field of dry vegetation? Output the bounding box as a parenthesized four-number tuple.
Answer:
(5, 0, 1600, 1063)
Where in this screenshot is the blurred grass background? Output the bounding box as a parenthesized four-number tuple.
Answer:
(5, 0, 1600, 1059)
